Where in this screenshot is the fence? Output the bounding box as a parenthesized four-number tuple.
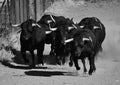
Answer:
(0, 0, 56, 37)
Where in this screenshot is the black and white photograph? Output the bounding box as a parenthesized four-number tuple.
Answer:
(0, 0, 120, 85)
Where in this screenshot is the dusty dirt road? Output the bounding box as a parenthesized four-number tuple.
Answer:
(0, 1, 120, 85)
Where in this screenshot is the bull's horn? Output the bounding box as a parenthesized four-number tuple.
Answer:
(72, 24, 77, 29)
(32, 23, 41, 28)
(36, 23, 41, 28)
(80, 25, 84, 28)
(12, 23, 21, 27)
(83, 37, 89, 41)
(50, 14, 55, 22)
(89, 36, 92, 42)
(65, 38, 74, 43)
(68, 26, 74, 30)
(94, 26, 99, 29)
(45, 31, 52, 34)
(32, 23, 36, 26)
(47, 20, 52, 24)
(50, 27, 57, 31)
(83, 37, 92, 42)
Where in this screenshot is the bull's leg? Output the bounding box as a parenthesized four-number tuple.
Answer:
(21, 50, 29, 64)
(73, 57, 80, 70)
(88, 56, 96, 75)
(50, 44, 55, 55)
(37, 51, 44, 65)
(37, 43, 45, 65)
(56, 55, 62, 65)
(69, 52, 74, 67)
(69, 55, 73, 67)
(30, 50, 35, 67)
(81, 59, 87, 73)
(62, 56, 65, 65)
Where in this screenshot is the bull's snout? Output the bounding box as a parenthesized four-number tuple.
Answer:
(23, 34, 31, 40)
(75, 47, 81, 57)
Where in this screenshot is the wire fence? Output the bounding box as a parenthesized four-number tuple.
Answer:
(0, 0, 57, 37)
(0, 0, 118, 37)
(0, 0, 12, 37)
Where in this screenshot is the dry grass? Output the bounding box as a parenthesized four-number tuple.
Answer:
(0, 31, 20, 63)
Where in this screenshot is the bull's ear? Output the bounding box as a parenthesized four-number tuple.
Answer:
(71, 18, 73, 21)
(74, 21, 77, 24)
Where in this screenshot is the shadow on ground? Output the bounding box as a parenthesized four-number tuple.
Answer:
(1, 60, 48, 70)
(1, 47, 70, 70)
(25, 70, 90, 77)
(0, 48, 59, 69)
(25, 70, 68, 77)
(11, 48, 58, 65)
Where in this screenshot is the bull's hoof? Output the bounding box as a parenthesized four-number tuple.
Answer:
(88, 70, 93, 75)
(93, 67, 96, 72)
(69, 62, 73, 67)
(57, 61, 62, 65)
(84, 68, 87, 73)
(41, 62, 44, 66)
(76, 66, 80, 70)
(38, 60, 44, 66)
(38, 62, 44, 66)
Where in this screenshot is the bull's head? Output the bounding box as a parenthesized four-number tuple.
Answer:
(12, 19, 37, 40)
(65, 18, 78, 31)
(65, 35, 93, 57)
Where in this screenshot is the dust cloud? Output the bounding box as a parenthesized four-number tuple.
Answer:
(45, 0, 120, 60)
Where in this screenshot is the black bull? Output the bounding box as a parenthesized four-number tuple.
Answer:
(11, 15, 77, 66)
(38, 14, 79, 65)
(78, 17, 106, 53)
(65, 29, 96, 75)
(37, 14, 77, 56)
(12, 19, 47, 67)
(64, 17, 106, 75)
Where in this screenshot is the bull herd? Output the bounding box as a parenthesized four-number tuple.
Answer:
(12, 14, 106, 75)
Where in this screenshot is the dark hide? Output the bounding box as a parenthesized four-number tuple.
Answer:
(20, 19, 46, 67)
(66, 29, 98, 75)
(78, 17, 106, 54)
(37, 14, 77, 65)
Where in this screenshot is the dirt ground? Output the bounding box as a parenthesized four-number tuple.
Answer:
(0, 0, 120, 85)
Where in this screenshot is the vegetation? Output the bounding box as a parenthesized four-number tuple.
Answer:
(0, 0, 119, 63)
